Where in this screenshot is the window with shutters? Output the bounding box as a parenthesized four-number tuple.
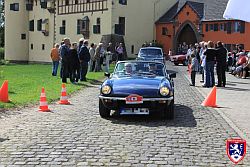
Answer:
(220, 24, 224, 31)
(115, 17, 125, 35)
(119, 0, 127, 5)
(60, 20, 66, 35)
(224, 23, 227, 31)
(40, 0, 47, 9)
(209, 24, 214, 31)
(162, 27, 168, 35)
(93, 18, 101, 34)
(10, 3, 19, 11)
(29, 20, 34, 31)
(37, 19, 42, 31)
(240, 21, 245, 33)
(227, 22, 232, 34)
(205, 24, 208, 32)
(21, 34, 26, 40)
(214, 23, 218, 31)
(234, 21, 240, 32)
(26, 1, 33, 11)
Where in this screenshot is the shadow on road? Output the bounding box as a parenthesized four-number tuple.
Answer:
(0, 138, 9, 143)
(227, 80, 250, 85)
(107, 104, 197, 128)
(220, 86, 250, 92)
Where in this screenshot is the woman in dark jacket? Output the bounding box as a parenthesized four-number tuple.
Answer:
(69, 43, 80, 83)
(203, 41, 216, 87)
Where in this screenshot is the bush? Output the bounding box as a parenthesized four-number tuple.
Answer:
(0, 48, 4, 60)
(0, 59, 9, 65)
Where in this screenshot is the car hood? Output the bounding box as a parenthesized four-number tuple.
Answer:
(103, 76, 171, 97)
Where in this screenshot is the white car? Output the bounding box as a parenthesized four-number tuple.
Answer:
(137, 47, 165, 63)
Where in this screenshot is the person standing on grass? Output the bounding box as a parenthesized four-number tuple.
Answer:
(60, 38, 71, 83)
(78, 40, 90, 81)
(59, 40, 64, 78)
(89, 43, 96, 72)
(116, 43, 124, 61)
(69, 42, 80, 83)
(190, 52, 199, 86)
(50, 43, 60, 76)
(105, 42, 112, 73)
(94, 43, 103, 72)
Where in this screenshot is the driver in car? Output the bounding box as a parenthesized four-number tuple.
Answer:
(124, 63, 134, 75)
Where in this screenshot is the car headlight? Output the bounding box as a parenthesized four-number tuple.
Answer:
(101, 85, 111, 95)
(160, 87, 170, 96)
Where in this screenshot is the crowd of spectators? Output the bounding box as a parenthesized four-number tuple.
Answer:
(50, 37, 125, 83)
(183, 41, 250, 87)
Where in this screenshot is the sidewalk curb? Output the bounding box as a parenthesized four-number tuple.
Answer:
(182, 72, 250, 147)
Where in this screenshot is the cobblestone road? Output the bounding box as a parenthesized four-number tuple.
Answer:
(0, 64, 249, 166)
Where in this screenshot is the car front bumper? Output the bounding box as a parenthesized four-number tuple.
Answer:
(99, 95, 173, 112)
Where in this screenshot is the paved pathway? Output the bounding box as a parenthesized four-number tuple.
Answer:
(181, 64, 250, 145)
(0, 63, 249, 166)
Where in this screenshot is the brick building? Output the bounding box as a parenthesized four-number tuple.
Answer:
(156, 0, 248, 54)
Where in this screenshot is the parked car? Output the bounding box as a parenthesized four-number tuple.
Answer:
(99, 61, 176, 119)
(170, 54, 188, 66)
(137, 47, 165, 63)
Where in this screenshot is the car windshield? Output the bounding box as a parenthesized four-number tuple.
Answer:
(139, 49, 162, 57)
(114, 62, 165, 77)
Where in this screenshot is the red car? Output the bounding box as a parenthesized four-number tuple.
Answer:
(170, 54, 188, 66)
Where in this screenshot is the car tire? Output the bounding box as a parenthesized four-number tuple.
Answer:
(99, 99, 111, 118)
(163, 100, 174, 120)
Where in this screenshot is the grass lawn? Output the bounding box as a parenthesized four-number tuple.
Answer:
(0, 64, 114, 109)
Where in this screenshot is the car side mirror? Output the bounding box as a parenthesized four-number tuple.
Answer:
(104, 72, 110, 78)
(169, 73, 176, 78)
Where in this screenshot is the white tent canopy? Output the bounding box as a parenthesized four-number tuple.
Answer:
(223, 0, 250, 22)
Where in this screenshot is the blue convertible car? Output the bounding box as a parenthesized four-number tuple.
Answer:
(99, 61, 176, 119)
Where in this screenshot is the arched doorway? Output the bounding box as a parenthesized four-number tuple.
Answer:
(177, 24, 197, 46)
(173, 21, 200, 54)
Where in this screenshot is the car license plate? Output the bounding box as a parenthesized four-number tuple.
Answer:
(120, 108, 149, 115)
(125, 94, 143, 104)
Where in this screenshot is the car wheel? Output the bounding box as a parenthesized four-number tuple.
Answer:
(99, 99, 111, 118)
(163, 100, 174, 120)
(174, 62, 179, 66)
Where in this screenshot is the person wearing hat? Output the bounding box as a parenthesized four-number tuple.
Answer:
(78, 40, 90, 81)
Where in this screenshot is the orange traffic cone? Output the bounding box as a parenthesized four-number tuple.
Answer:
(58, 83, 71, 105)
(201, 86, 218, 108)
(0, 80, 10, 103)
(38, 87, 51, 112)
